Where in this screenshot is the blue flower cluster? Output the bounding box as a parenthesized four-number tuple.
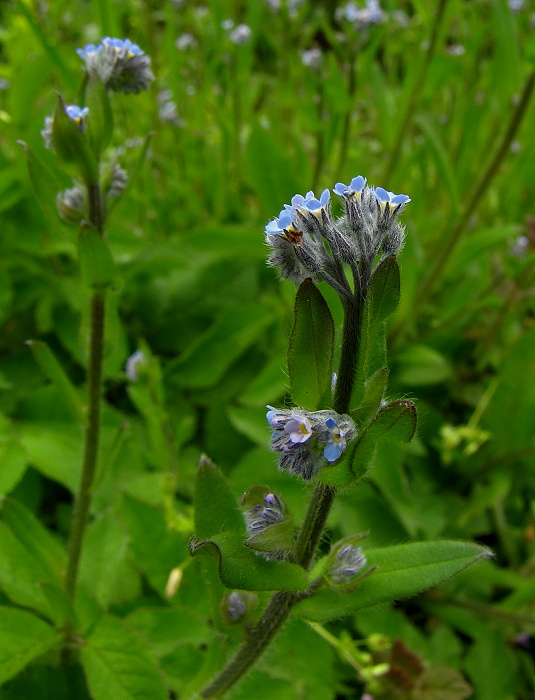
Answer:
(266, 407, 356, 480)
(265, 175, 410, 298)
(77, 37, 154, 93)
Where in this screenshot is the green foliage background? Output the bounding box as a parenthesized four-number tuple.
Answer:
(0, 0, 534, 698)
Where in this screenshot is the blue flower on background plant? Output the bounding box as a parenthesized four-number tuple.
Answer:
(321, 417, 347, 462)
(333, 175, 367, 199)
(64, 105, 89, 123)
(374, 187, 411, 209)
(77, 37, 154, 94)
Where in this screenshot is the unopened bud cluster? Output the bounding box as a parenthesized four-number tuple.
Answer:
(243, 492, 285, 535)
(266, 407, 357, 480)
(265, 176, 410, 298)
(243, 492, 290, 561)
(328, 544, 367, 584)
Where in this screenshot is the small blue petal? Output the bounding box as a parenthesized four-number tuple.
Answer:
(374, 187, 390, 202)
(324, 442, 343, 462)
(325, 418, 337, 429)
(319, 188, 330, 206)
(349, 175, 366, 192)
(391, 193, 411, 205)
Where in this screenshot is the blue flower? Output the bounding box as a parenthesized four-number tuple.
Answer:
(333, 175, 367, 198)
(374, 187, 411, 209)
(75, 43, 101, 62)
(322, 417, 347, 462)
(265, 209, 293, 235)
(284, 414, 312, 444)
(64, 105, 89, 123)
(302, 188, 330, 214)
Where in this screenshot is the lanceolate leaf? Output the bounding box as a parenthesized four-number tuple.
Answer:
(292, 541, 492, 622)
(350, 258, 400, 411)
(348, 400, 417, 482)
(17, 141, 63, 225)
(367, 256, 400, 323)
(189, 533, 309, 591)
(52, 94, 98, 184)
(288, 279, 334, 410)
(193, 456, 243, 539)
(353, 367, 389, 428)
(78, 223, 115, 290)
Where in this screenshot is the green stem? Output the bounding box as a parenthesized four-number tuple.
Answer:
(199, 296, 363, 699)
(415, 68, 535, 306)
(333, 295, 363, 415)
(63, 183, 106, 641)
(382, 0, 448, 184)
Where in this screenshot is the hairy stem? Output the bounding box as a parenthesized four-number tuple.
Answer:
(199, 295, 363, 698)
(63, 183, 106, 641)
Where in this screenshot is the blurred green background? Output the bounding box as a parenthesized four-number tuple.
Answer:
(0, 0, 535, 698)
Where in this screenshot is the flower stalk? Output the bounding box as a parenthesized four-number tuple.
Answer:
(63, 183, 106, 643)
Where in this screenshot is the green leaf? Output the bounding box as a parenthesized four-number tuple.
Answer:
(351, 258, 400, 411)
(18, 422, 82, 492)
(190, 533, 309, 591)
(194, 455, 244, 539)
(0, 522, 61, 620)
(347, 400, 417, 483)
(78, 223, 115, 290)
(81, 615, 168, 700)
(0, 607, 62, 685)
(79, 511, 141, 609)
(26, 340, 86, 425)
(367, 256, 400, 323)
(126, 606, 211, 657)
(287, 280, 334, 410)
(293, 540, 492, 622)
(85, 73, 113, 159)
(168, 304, 273, 389)
(353, 367, 389, 428)
(396, 345, 453, 386)
(0, 497, 66, 581)
(0, 435, 28, 495)
(465, 629, 516, 700)
(52, 95, 98, 184)
(118, 495, 188, 596)
(17, 141, 63, 224)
